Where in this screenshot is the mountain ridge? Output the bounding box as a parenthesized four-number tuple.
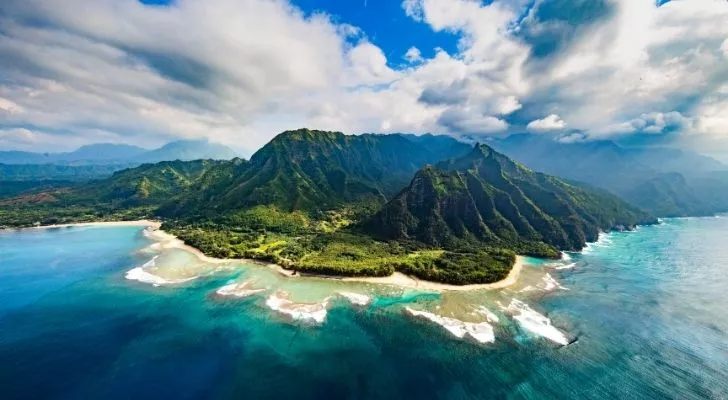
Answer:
(0, 139, 238, 166)
(161, 129, 473, 216)
(363, 144, 654, 257)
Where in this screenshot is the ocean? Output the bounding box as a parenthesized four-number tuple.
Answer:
(0, 217, 726, 399)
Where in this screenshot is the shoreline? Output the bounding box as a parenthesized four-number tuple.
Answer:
(15, 219, 526, 292)
(270, 256, 526, 292)
(9, 219, 163, 230)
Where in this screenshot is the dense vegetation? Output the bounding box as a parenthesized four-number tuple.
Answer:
(163, 209, 515, 284)
(161, 129, 471, 216)
(363, 145, 655, 257)
(0, 160, 222, 227)
(1, 129, 658, 284)
(0, 180, 72, 199)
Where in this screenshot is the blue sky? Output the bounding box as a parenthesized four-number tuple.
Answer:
(291, 0, 460, 64)
(0, 0, 727, 159)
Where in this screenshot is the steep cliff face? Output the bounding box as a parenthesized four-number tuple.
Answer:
(364, 144, 656, 255)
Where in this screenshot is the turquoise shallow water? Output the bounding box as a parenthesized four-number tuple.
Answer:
(0, 218, 727, 399)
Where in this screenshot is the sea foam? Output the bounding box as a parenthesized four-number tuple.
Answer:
(519, 273, 568, 293)
(337, 291, 371, 306)
(125, 256, 197, 286)
(265, 292, 330, 325)
(553, 262, 576, 270)
(215, 281, 266, 298)
(500, 299, 569, 346)
(540, 273, 569, 291)
(405, 307, 495, 344)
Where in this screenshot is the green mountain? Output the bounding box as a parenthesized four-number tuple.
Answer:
(364, 144, 655, 255)
(162, 129, 471, 217)
(76, 159, 226, 206)
(1, 160, 223, 227)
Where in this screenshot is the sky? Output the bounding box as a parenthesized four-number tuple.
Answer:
(0, 0, 727, 159)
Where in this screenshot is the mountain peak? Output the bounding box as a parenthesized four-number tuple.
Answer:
(273, 128, 344, 143)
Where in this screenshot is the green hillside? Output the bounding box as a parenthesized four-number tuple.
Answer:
(363, 144, 655, 255)
(161, 129, 471, 217)
(1, 160, 223, 227)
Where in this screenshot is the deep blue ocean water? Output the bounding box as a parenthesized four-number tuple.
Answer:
(1, 218, 727, 399)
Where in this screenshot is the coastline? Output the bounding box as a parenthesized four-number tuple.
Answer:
(18, 219, 526, 292)
(148, 225, 527, 292)
(271, 256, 526, 292)
(19, 219, 163, 230)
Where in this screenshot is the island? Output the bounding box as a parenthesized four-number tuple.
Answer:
(0, 129, 656, 285)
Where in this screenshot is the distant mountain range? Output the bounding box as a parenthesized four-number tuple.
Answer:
(0, 140, 237, 166)
(0, 139, 238, 183)
(489, 134, 728, 217)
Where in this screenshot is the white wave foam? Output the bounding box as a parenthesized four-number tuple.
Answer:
(540, 273, 569, 291)
(500, 299, 568, 345)
(337, 291, 371, 306)
(125, 256, 197, 287)
(582, 232, 612, 254)
(265, 292, 329, 325)
(553, 263, 576, 270)
(476, 306, 500, 323)
(405, 307, 495, 344)
(125, 267, 169, 286)
(519, 274, 568, 293)
(518, 285, 537, 293)
(561, 252, 572, 261)
(216, 281, 266, 298)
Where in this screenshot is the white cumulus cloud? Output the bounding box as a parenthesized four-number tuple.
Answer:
(404, 46, 423, 63)
(527, 114, 566, 132)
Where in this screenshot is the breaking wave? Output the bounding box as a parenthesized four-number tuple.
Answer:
(500, 299, 569, 346)
(265, 291, 330, 325)
(405, 307, 495, 344)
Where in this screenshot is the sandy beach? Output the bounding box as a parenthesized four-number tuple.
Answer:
(141, 228, 232, 265)
(344, 256, 525, 292)
(24, 219, 526, 292)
